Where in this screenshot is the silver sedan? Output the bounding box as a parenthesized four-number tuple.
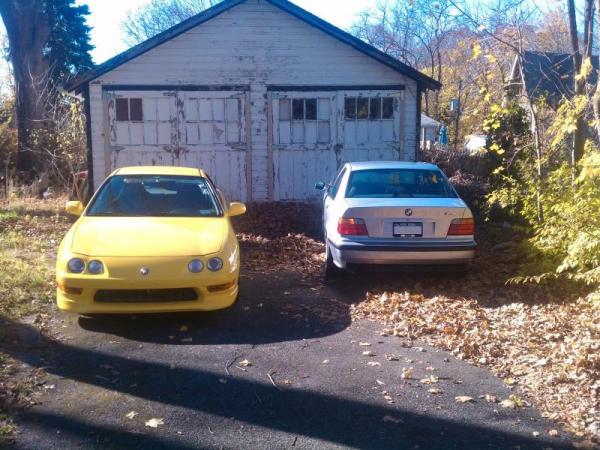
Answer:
(315, 161, 476, 274)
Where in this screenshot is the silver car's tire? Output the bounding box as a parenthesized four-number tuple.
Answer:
(325, 238, 343, 277)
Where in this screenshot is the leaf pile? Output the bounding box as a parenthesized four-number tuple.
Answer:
(234, 202, 325, 276)
(238, 232, 324, 275)
(352, 290, 599, 440)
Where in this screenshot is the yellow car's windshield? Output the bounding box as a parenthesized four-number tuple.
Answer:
(87, 175, 222, 217)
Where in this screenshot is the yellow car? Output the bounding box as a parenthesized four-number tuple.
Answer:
(56, 166, 246, 314)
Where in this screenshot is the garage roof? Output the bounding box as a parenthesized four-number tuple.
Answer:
(67, 0, 441, 92)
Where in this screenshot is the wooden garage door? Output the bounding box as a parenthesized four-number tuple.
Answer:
(271, 89, 404, 201)
(271, 91, 337, 201)
(106, 90, 248, 201)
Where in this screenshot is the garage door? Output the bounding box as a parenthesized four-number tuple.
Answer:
(271, 89, 404, 201)
(106, 89, 248, 201)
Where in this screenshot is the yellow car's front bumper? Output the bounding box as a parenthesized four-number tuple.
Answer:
(56, 256, 239, 314)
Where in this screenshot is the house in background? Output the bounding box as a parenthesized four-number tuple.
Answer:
(420, 113, 442, 150)
(68, 0, 440, 202)
(507, 51, 599, 109)
(464, 134, 487, 154)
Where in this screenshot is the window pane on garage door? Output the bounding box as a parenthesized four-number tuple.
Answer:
(108, 90, 248, 202)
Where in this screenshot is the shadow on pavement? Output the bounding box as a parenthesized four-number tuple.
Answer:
(75, 273, 352, 346)
(1, 317, 572, 450)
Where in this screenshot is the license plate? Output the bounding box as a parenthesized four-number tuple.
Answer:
(393, 222, 423, 237)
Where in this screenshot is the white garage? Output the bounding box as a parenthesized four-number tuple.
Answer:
(69, 0, 440, 202)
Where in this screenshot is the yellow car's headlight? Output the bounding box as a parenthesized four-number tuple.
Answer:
(188, 259, 204, 273)
(67, 258, 85, 273)
(87, 260, 104, 275)
(207, 257, 223, 272)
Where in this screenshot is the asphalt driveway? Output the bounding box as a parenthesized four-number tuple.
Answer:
(4, 269, 575, 450)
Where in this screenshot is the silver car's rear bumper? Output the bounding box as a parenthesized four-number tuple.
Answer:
(328, 239, 476, 267)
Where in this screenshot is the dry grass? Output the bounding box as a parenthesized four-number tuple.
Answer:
(0, 197, 72, 445)
(0, 197, 71, 318)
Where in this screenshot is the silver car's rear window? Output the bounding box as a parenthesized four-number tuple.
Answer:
(345, 169, 458, 199)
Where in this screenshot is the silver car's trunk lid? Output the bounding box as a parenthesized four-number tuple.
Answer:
(343, 198, 469, 239)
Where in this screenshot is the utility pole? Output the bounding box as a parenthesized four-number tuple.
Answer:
(452, 80, 462, 151)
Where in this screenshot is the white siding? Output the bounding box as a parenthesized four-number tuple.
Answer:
(89, 0, 420, 200)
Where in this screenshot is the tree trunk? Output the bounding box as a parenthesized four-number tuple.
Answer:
(517, 51, 544, 223)
(0, 0, 50, 173)
(583, 0, 595, 57)
(567, 0, 586, 172)
(595, 0, 600, 138)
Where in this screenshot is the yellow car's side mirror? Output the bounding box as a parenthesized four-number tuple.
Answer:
(228, 202, 246, 217)
(65, 201, 84, 216)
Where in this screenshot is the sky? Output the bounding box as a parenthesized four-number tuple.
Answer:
(79, 0, 379, 64)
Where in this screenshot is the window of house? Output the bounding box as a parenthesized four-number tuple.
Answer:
(116, 98, 143, 122)
(345, 97, 395, 120)
(279, 97, 331, 145)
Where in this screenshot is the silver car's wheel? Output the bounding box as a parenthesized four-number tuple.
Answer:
(324, 235, 343, 276)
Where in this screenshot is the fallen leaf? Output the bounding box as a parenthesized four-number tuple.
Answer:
(484, 394, 498, 403)
(322, 359, 330, 364)
(145, 418, 164, 428)
(362, 350, 375, 357)
(532, 431, 540, 437)
(420, 375, 439, 384)
(501, 395, 527, 408)
(385, 354, 399, 361)
(548, 429, 559, 437)
(500, 399, 516, 409)
(383, 415, 403, 424)
(238, 359, 252, 367)
(359, 342, 372, 347)
(125, 411, 138, 420)
(376, 379, 386, 386)
(428, 388, 443, 394)
(368, 362, 381, 367)
(401, 367, 413, 379)
(455, 396, 474, 403)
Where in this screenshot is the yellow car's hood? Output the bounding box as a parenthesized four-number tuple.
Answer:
(70, 217, 227, 257)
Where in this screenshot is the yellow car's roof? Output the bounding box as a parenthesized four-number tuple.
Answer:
(112, 166, 207, 177)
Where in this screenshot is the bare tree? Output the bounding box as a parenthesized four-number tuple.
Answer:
(448, 0, 546, 222)
(351, 0, 459, 118)
(122, 0, 218, 46)
(0, 0, 50, 172)
(567, 0, 591, 172)
(594, 0, 600, 138)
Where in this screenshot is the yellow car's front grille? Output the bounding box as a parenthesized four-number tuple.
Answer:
(94, 288, 198, 303)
